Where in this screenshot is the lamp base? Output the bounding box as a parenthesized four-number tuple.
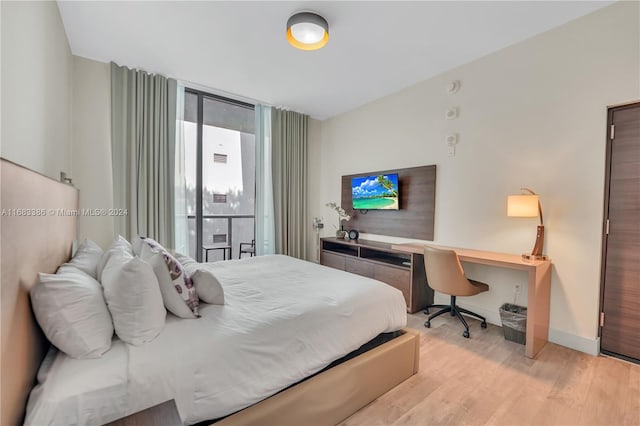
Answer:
(521, 253, 549, 261)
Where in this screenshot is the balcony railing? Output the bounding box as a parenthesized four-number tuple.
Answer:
(188, 214, 255, 261)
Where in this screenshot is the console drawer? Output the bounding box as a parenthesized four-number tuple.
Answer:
(374, 264, 411, 307)
(321, 251, 346, 270)
(345, 258, 374, 278)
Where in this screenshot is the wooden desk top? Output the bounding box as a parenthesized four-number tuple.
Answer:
(322, 237, 398, 252)
(391, 243, 550, 271)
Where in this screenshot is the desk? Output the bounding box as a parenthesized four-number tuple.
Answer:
(392, 243, 552, 359)
(203, 244, 232, 262)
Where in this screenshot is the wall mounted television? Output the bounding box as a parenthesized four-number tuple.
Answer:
(351, 173, 400, 210)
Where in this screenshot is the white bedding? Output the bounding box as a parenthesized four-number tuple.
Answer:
(25, 255, 407, 425)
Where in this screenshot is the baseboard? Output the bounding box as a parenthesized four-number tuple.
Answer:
(434, 296, 600, 356)
(548, 329, 600, 356)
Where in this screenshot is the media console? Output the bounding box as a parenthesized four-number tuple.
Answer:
(320, 237, 433, 313)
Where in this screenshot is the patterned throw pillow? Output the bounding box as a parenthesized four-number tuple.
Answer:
(139, 237, 200, 317)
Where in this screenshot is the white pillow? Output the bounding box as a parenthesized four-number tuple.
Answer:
(101, 248, 165, 345)
(138, 238, 200, 317)
(131, 235, 144, 256)
(191, 270, 225, 305)
(63, 239, 103, 279)
(96, 236, 133, 282)
(140, 244, 198, 319)
(31, 268, 114, 359)
(174, 252, 198, 274)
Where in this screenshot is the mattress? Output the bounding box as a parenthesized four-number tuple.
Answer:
(25, 255, 407, 425)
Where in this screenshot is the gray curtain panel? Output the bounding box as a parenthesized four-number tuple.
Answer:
(110, 62, 177, 248)
(271, 108, 309, 259)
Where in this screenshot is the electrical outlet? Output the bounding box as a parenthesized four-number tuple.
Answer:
(513, 284, 521, 305)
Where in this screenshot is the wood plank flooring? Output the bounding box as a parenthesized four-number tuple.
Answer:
(340, 313, 640, 426)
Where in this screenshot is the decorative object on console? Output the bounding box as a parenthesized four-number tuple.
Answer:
(326, 202, 351, 238)
(286, 12, 329, 51)
(507, 188, 548, 260)
(348, 229, 360, 240)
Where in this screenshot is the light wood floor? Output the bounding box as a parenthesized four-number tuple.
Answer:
(340, 313, 640, 426)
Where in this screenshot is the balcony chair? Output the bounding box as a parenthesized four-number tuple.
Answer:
(239, 240, 256, 258)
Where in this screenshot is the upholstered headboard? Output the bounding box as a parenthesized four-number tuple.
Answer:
(0, 158, 78, 425)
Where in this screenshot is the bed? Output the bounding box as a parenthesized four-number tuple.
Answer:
(0, 158, 420, 425)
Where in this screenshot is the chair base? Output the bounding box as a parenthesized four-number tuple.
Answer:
(423, 295, 487, 338)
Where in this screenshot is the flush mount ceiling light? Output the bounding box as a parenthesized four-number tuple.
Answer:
(286, 12, 329, 51)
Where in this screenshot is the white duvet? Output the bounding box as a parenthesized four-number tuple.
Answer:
(25, 255, 407, 425)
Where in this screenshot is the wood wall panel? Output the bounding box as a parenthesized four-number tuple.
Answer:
(341, 165, 436, 240)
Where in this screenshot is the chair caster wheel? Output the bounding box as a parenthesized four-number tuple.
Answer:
(423, 308, 430, 315)
(424, 321, 431, 328)
(481, 321, 487, 329)
(463, 330, 470, 338)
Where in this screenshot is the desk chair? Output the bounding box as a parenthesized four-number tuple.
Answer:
(239, 239, 256, 258)
(423, 246, 489, 338)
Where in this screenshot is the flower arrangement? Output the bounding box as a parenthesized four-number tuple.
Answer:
(326, 202, 351, 238)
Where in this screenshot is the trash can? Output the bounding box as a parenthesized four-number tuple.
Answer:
(499, 303, 527, 345)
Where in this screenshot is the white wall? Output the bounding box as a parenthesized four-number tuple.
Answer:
(1, 1, 72, 180)
(311, 2, 639, 354)
(0, 1, 114, 248)
(71, 56, 114, 249)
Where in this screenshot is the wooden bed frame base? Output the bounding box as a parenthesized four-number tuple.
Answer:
(217, 328, 420, 426)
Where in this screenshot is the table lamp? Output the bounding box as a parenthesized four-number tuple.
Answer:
(507, 188, 548, 260)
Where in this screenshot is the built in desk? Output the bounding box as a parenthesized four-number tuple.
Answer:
(392, 243, 552, 359)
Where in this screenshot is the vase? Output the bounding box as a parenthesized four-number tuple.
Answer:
(336, 230, 347, 239)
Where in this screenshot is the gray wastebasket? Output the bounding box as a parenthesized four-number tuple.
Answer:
(499, 303, 527, 345)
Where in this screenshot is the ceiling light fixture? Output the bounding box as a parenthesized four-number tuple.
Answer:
(286, 12, 329, 51)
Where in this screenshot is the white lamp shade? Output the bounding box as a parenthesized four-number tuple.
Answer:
(507, 195, 539, 217)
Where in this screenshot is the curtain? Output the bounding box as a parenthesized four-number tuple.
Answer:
(271, 108, 309, 259)
(174, 84, 188, 254)
(110, 62, 177, 248)
(255, 105, 275, 256)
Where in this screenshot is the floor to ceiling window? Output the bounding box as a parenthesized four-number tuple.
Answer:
(184, 89, 255, 262)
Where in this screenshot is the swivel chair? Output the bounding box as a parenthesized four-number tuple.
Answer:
(423, 246, 489, 338)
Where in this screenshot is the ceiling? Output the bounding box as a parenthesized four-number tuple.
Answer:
(57, 1, 613, 120)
